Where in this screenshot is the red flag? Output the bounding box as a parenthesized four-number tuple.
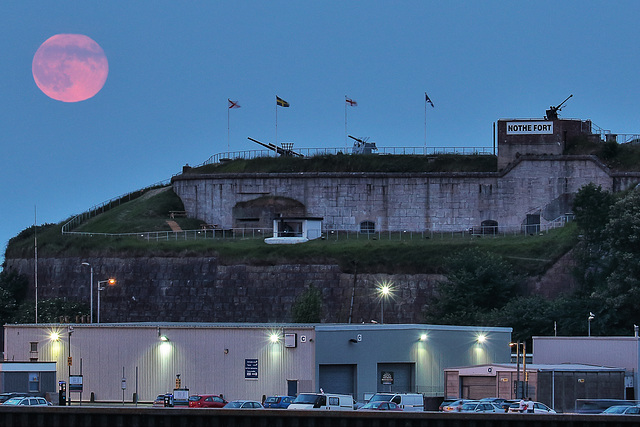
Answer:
(228, 99, 240, 109)
(345, 97, 357, 107)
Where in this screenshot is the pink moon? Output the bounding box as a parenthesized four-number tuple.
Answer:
(32, 34, 108, 103)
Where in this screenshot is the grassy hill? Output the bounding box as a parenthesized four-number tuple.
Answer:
(4, 185, 578, 276)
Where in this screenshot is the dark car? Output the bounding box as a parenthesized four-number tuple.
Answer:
(263, 396, 295, 409)
(188, 394, 227, 408)
(358, 401, 402, 411)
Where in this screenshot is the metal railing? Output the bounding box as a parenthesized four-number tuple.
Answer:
(198, 145, 495, 167)
(61, 180, 171, 235)
(62, 221, 568, 243)
(591, 122, 640, 144)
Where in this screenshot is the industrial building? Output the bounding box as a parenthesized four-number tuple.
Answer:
(533, 336, 640, 401)
(3, 323, 512, 403)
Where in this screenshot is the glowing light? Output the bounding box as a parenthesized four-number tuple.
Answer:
(420, 334, 428, 341)
(159, 342, 172, 356)
(108, 278, 116, 286)
(50, 332, 61, 341)
(477, 334, 487, 344)
(270, 333, 280, 344)
(159, 335, 169, 342)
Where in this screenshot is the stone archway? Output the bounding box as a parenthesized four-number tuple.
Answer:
(232, 196, 306, 229)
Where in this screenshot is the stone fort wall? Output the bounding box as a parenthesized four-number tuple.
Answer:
(172, 156, 637, 233)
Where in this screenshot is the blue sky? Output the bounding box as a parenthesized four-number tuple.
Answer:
(2, 1, 640, 264)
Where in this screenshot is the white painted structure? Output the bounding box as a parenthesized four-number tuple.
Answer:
(265, 217, 323, 244)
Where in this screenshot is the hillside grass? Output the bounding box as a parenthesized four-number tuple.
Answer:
(5, 186, 578, 276)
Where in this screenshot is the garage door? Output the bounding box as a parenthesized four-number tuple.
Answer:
(377, 363, 414, 393)
(461, 376, 495, 399)
(319, 364, 356, 396)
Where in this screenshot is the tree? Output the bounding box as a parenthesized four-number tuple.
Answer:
(12, 299, 89, 324)
(423, 248, 520, 325)
(0, 269, 29, 325)
(292, 285, 322, 323)
(572, 183, 614, 243)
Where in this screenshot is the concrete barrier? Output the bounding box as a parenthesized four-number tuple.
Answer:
(0, 406, 638, 427)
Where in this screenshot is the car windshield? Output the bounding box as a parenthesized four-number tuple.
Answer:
(293, 394, 321, 404)
(3, 398, 23, 405)
(369, 394, 392, 402)
(604, 406, 631, 414)
(226, 401, 244, 408)
(461, 403, 479, 411)
(188, 395, 201, 401)
(265, 397, 279, 403)
(361, 402, 381, 409)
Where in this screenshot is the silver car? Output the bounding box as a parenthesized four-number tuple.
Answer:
(3, 396, 52, 406)
(459, 401, 502, 413)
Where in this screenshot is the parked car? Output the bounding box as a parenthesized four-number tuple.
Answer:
(263, 396, 295, 409)
(188, 394, 227, 408)
(358, 401, 402, 411)
(224, 400, 263, 409)
(0, 393, 29, 404)
(479, 397, 508, 407)
(287, 393, 355, 411)
(441, 399, 470, 412)
(459, 401, 502, 413)
(367, 393, 423, 411)
(507, 400, 556, 414)
(152, 394, 165, 407)
(2, 396, 51, 406)
(602, 405, 640, 415)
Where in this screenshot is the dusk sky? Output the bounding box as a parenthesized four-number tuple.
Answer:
(2, 1, 640, 264)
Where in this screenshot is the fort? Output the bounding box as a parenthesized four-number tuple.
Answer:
(171, 118, 639, 235)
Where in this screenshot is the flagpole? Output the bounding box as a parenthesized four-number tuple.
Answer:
(227, 102, 230, 154)
(424, 93, 427, 155)
(275, 101, 278, 146)
(34, 205, 38, 324)
(345, 95, 348, 152)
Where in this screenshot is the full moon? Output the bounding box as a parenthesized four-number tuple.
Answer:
(32, 34, 108, 103)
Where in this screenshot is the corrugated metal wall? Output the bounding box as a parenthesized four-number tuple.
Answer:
(3, 324, 316, 402)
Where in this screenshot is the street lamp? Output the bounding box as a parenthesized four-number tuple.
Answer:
(588, 312, 595, 337)
(377, 282, 392, 324)
(510, 341, 527, 398)
(81, 262, 93, 323)
(97, 278, 116, 323)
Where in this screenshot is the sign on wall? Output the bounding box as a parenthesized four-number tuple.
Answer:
(381, 371, 394, 385)
(245, 359, 258, 379)
(506, 121, 553, 135)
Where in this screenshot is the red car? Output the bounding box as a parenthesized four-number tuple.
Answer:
(188, 394, 227, 408)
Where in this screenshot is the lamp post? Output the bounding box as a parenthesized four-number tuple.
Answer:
(97, 278, 116, 324)
(588, 312, 595, 337)
(510, 341, 527, 398)
(81, 262, 93, 323)
(377, 282, 392, 324)
(68, 326, 73, 406)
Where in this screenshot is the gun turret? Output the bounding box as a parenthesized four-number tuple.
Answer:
(545, 94, 573, 120)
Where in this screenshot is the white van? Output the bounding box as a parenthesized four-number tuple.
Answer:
(287, 393, 355, 411)
(368, 393, 424, 411)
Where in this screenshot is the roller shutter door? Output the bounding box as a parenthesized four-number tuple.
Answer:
(319, 364, 356, 396)
(461, 376, 495, 399)
(377, 363, 414, 393)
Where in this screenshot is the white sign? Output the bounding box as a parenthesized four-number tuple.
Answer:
(506, 121, 553, 135)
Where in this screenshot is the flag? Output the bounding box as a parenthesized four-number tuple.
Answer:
(425, 92, 434, 108)
(276, 96, 290, 107)
(228, 99, 240, 109)
(345, 97, 357, 107)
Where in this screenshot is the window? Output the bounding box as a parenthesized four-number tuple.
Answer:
(30, 342, 38, 352)
(360, 221, 375, 234)
(329, 397, 339, 406)
(28, 373, 39, 392)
